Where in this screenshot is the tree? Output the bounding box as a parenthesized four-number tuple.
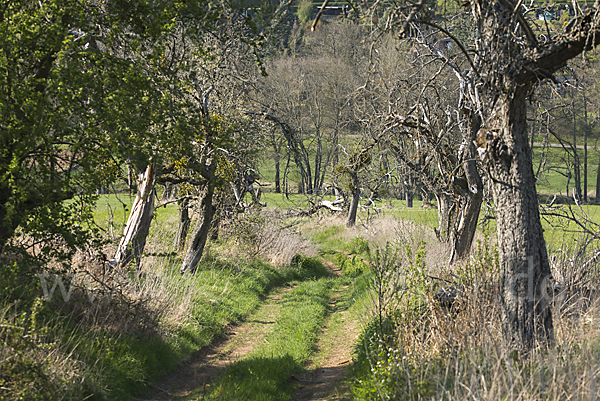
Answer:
(369, 0, 600, 352)
(257, 21, 367, 195)
(339, 140, 377, 227)
(0, 0, 173, 267)
(356, 34, 484, 262)
(101, 0, 269, 273)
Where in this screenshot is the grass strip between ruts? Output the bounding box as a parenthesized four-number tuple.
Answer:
(192, 277, 333, 401)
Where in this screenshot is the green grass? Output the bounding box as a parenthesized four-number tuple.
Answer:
(93, 193, 136, 231)
(1, 196, 340, 400)
(45, 175, 600, 399)
(533, 144, 600, 197)
(34, 257, 314, 400)
(195, 277, 333, 401)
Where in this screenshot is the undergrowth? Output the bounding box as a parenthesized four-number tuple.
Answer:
(351, 232, 600, 400)
(0, 204, 327, 400)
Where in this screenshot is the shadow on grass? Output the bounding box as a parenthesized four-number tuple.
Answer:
(292, 364, 352, 401)
(195, 355, 303, 400)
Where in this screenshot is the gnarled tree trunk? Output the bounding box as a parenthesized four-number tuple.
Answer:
(180, 175, 216, 274)
(486, 91, 553, 351)
(346, 171, 360, 228)
(449, 116, 484, 263)
(114, 163, 156, 269)
(174, 197, 190, 251)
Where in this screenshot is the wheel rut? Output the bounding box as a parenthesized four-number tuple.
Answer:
(292, 283, 359, 401)
(142, 284, 295, 401)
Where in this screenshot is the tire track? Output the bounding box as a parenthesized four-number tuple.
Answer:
(142, 284, 295, 401)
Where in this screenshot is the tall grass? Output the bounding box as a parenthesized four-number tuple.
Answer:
(0, 198, 324, 399)
(352, 232, 600, 400)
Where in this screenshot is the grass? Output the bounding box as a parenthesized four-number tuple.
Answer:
(195, 277, 333, 401)
(533, 144, 600, 197)
(183, 216, 376, 401)
(8, 165, 600, 400)
(349, 233, 600, 400)
(4, 256, 312, 400)
(0, 195, 337, 400)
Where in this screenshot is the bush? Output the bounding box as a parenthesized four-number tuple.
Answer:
(347, 235, 370, 255)
(335, 253, 369, 277)
(290, 255, 329, 279)
(296, 0, 315, 24)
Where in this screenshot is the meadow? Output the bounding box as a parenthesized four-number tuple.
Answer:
(8, 145, 600, 400)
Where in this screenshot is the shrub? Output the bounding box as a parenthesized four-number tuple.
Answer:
(335, 253, 369, 277)
(290, 255, 329, 279)
(347, 235, 370, 255)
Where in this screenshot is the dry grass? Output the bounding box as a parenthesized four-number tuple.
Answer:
(355, 231, 600, 401)
(218, 209, 318, 267)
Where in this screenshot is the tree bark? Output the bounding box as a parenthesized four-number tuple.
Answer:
(114, 163, 156, 270)
(274, 159, 281, 193)
(346, 171, 360, 228)
(449, 116, 484, 262)
(180, 180, 215, 274)
(174, 197, 190, 251)
(448, 180, 482, 262)
(596, 156, 600, 204)
(584, 92, 589, 202)
(405, 175, 414, 208)
(434, 192, 453, 241)
(486, 91, 554, 352)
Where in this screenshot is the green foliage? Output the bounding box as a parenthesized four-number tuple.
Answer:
(404, 240, 429, 300)
(347, 235, 371, 255)
(352, 311, 409, 400)
(296, 0, 315, 24)
(0, 0, 267, 268)
(352, 241, 436, 399)
(335, 253, 370, 277)
(229, 213, 270, 256)
(0, 301, 61, 400)
(290, 254, 330, 279)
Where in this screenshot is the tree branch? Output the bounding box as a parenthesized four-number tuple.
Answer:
(519, 9, 600, 84)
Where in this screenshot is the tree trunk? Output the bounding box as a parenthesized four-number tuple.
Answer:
(584, 92, 589, 202)
(434, 192, 453, 241)
(161, 183, 174, 202)
(210, 203, 219, 241)
(346, 171, 360, 228)
(113, 163, 156, 269)
(180, 180, 215, 274)
(449, 115, 484, 262)
(596, 155, 600, 204)
(405, 175, 414, 208)
(174, 197, 190, 251)
(572, 102, 582, 201)
(274, 160, 281, 193)
(448, 180, 483, 262)
(486, 91, 554, 352)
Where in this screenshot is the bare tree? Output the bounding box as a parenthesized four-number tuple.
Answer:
(113, 164, 156, 268)
(358, 34, 484, 263)
(371, 0, 600, 352)
(257, 21, 367, 195)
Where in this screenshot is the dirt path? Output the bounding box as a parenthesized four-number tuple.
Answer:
(142, 285, 295, 401)
(143, 259, 361, 401)
(292, 280, 361, 401)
